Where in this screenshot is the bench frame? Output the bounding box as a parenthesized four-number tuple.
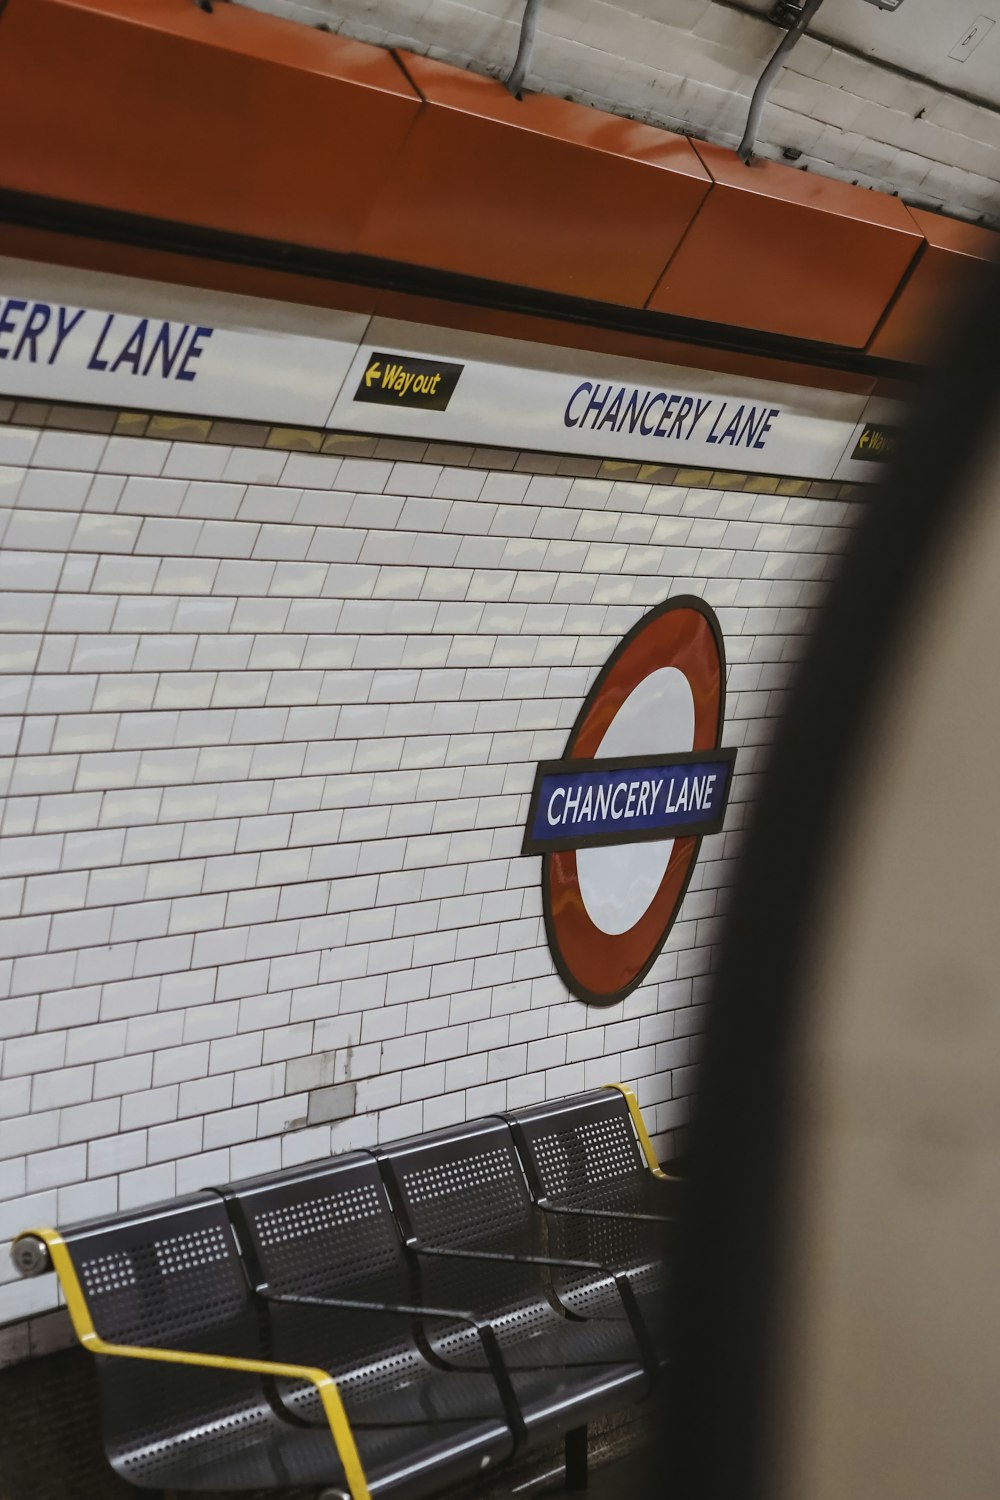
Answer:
(13, 1082, 668, 1500)
(13, 1224, 371, 1499)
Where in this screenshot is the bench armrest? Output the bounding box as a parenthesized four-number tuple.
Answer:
(414, 1240, 607, 1273)
(259, 1287, 477, 1323)
(412, 1242, 658, 1377)
(258, 1289, 526, 1445)
(539, 1201, 677, 1226)
(601, 1083, 673, 1181)
(13, 1228, 371, 1500)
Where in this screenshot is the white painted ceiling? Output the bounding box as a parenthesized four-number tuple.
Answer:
(239, 0, 1000, 226)
(741, 0, 1000, 104)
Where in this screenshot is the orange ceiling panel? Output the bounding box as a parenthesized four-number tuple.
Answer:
(374, 289, 874, 396)
(868, 209, 999, 363)
(649, 142, 923, 348)
(356, 51, 711, 308)
(0, 217, 876, 397)
(0, 0, 420, 254)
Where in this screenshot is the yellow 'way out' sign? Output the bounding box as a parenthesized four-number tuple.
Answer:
(354, 351, 463, 411)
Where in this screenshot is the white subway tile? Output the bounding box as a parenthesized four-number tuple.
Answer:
(0, 423, 858, 1329)
(27, 1143, 86, 1192)
(59, 1097, 120, 1145)
(118, 1162, 176, 1210)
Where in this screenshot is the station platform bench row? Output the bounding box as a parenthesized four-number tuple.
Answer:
(12, 1085, 681, 1500)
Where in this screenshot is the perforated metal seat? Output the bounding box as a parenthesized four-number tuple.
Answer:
(219, 1153, 519, 1491)
(505, 1086, 683, 1221)
(28, 1195, 354, 1493)
(17, 1192, 510, 1500)
(13, 1092, 670, 1497)
(376, 1117, 655, 1440)
(503, 1087, 681, 1357)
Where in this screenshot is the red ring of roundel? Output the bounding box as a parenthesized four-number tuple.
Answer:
(543, 595, 727, 1007)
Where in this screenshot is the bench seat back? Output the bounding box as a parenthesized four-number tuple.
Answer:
(56, 1195, 311, 1491)
(223, 1152, 407, 1301)
(220, 1153, 434, 1398)
(376, 1116, 532, 1251)
(505, 1088, 650, 1209)
(65, 1194, 253, 1352)
(503, 1089, 675, 1307)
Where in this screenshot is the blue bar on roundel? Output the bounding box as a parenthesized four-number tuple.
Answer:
(528, 755, 733, 850)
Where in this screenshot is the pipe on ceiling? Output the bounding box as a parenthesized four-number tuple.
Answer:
(737, 0, 826, 164)
(506, 0, 542, 97)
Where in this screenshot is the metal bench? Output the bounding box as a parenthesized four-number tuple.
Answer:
(11, 1195, 378, 1497)
(216, 1152, 523, 1494)
(376, 1114, 659, 1488)
(506, 1084, 683, 1223)
(12, 1084, 670, 1498)
(502, 1084, 680, 1357)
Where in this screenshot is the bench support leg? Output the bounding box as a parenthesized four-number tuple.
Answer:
(565, 1425, 588, 1491)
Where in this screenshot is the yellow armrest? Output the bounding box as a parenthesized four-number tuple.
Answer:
(603, 1082, 669, 1179)
(14, 1227, 370, 1500)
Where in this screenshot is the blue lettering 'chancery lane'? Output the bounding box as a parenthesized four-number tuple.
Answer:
(522, 750, 736, 854)
(0, 296, 214, 382)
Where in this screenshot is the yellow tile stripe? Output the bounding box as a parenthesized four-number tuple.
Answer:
(0, 402, 867, 500)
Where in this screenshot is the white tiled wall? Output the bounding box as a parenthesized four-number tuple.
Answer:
(0, 420, 860, 1342)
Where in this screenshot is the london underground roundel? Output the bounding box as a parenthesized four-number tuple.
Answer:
(522, 596, 733, 1006)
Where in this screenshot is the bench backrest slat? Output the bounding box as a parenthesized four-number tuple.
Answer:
(506, 1089, 646, 1204)
(63, 1195, 252, 1350)
(377, 1118, 530, 1246)
(223, 1152, 406, 1299)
